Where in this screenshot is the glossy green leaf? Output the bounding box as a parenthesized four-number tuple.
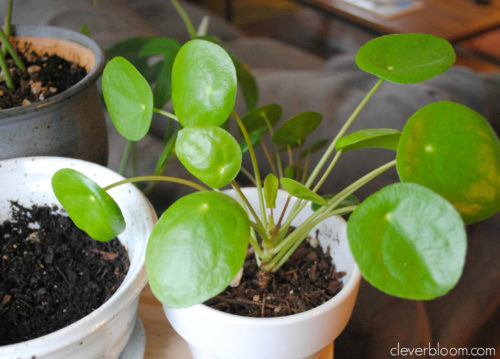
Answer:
(139, 37, 181, 108)
(397, 101, 500, 224)
(240, 104, 282, 134)
(264, 174, 279, 208)
(280, 178, 327, 206)
(146, 191, 250, 307)
(176, 126, 242, 188)
(311, 193, 360, 212)
(102, 56, 153, 141)
(336, 129, 401, 152)
(240, 127, 267, 154)
(303, 138, 329, 156)
(171, 39, 237, 127)
(356, 33, 456, 83)
(51, 169, 125, 242)
(272, 111, 322, 145)
(347, 182, 466, 299)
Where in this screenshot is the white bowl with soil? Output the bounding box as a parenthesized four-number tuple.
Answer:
(163, 188, 361, 359)
(0, 25, 108, 164)
(0, 156, 157, 359)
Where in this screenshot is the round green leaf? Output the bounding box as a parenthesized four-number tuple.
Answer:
(356, 33, 456, 83)
(176, 126, 242, 188)
(102, 56, 153, 141)
(146, 191, 250, 307)
(347, 182, 466, 300)
(397, 101, 500, 224)
(280, 177, 327, 206)
(51, 169, 125, 242)
(240, 104, 282, 134)
(336, 128, 401, 152)
(171, 39, 237, 127)
(272, 111, 322, 145)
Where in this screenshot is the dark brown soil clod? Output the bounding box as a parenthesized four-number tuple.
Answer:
(0, 202, 129, 345)
(205, 235, 345, 318)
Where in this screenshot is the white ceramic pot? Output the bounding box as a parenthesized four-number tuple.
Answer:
(0, 157, 157, 359)
(164, 188, 361, 359)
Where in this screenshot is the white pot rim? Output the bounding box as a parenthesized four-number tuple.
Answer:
(0, 157, 152, 353)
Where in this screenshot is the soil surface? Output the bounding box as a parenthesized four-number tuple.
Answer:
(0, 203, 129, 345)
(0, 48, 87, 110)
(205, 233, 345, 317)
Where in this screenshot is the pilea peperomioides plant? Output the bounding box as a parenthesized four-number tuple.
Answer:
(52, 33, 500, 308)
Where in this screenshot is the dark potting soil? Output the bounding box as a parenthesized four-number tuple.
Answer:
(205, 233, 345, 318)
(0, 203, 129, 346)
(0, 49, 87, 110)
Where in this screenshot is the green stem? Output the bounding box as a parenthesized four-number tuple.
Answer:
(263, 115, 284, 178)
(119, 140, 134, 175)
(267, 205, 358, 272)
(248, 228, 263, 266)
(103, 175, 208, 192)
(171, 0, 197, 39)
(154, 108, 178, 121)
(240, 167, 257, 186)
(233, 110, 267, 227)
(312, 150, 342, 192)
(0, 50, 13, 90)
(0, 28, 25, 72)
(260, 141, 278, 177)
(305, 78, 384, 188)
(231, 180, 265, 230)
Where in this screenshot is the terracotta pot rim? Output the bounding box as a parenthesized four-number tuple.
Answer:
(0, 25, 105, 118)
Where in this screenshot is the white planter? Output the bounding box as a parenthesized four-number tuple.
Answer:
(164, 188, 361, 359)
(0, 157, 157, 359)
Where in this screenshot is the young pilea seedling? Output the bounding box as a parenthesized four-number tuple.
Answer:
(52, 33, 500, 308)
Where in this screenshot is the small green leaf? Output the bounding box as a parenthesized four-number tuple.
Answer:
(80, 24, 90, 36)
(102, 56, 153, 141)
(176, 126, 242, 188)
(240, 104, 282, 134)
(284, 165, 297, 179)
(146, 191, 250, 307)
(356, 33, 456, 83)
(303, 138, 329, 156)
(240, 127, 267, 154)
(51, 169, 125, 242)
(397, 101, 500, 224)
(154, 130, 178, 175)
(311, 193, 360, 212)
(336, 129, 401, 152)
(171, 39, 237, 127)
(264, 174, 279, 208)
(233, 57, 258, 111)
(272, 111, 322, 145)
(347, 182, 466, 300)
(280, 178, 327, 206)
(139, 37, 181, 108)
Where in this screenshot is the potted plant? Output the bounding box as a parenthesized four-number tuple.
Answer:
(51, 33, 500, 359)
(0, 0, 108, 164)
(0, 156, 156, 359)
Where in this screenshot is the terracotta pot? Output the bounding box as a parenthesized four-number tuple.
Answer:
(0, 25, 108, 165)
(163, 188, 361, 359)
(0, 157, 157, 359)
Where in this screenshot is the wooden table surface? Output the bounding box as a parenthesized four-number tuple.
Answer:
(138, 285, 333, 358)
(292, 0, 500, 42)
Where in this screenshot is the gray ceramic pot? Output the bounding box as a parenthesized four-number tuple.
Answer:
(0, 25, 108, 164)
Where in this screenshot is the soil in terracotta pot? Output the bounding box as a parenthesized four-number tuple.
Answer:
(0, 49, 87, 109)
(0, 202, 129, 345)
(205, 232, 345, 318)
